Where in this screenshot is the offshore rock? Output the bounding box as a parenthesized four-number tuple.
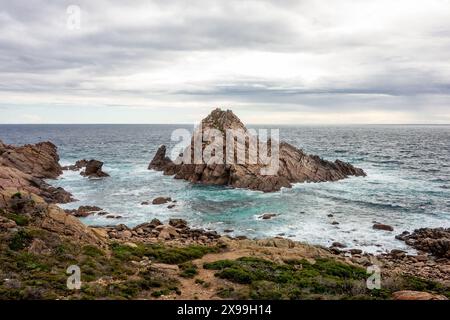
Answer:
(149, 108, 366, 192)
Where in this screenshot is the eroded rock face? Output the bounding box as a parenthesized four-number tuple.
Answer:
(149, 108, 366, 192)
(0, 166, 74, 204)
(0, 141, 62, 179)
(396, 228, 450, 258)
(0, 140, 73, 204)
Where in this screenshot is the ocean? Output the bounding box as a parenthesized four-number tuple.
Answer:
(1, 124, 449, 253)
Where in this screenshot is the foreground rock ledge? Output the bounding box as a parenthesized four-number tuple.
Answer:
(149, 108, 366, 192)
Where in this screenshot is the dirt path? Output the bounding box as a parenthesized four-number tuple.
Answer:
(176, 249, 254, 300)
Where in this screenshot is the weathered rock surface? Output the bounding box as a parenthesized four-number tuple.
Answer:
(0, 141, 62, 179)
(80, 160, 109, 178)
(373, 223, 394, 231)
(62, 159, 88, 171)
(396, 228, 450, 258)
(0, 140, 73, 204)
(65, 205, 103, 218)
(149, 108, 365, 192)
(152, 196, 172, 205)
(392, 290, 448, 300)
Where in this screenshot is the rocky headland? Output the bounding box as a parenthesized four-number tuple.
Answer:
(149, 108, 366, 192)
(0, 136, 448, 300)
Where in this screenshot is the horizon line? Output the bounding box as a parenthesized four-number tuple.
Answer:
(0, 123, 450, 126)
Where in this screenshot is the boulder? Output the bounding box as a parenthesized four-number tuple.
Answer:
(65, 205, 103, 218)
(392, 290, 448, 300)
(373, 223, 394, 231)
(148, 108, 366, 192)
(259, 213, 278, 220)
(80, 160, 109, 178)
(62, 159, 88, 171)
(169, 218, 187, 229)
(152, 197, 172, 205)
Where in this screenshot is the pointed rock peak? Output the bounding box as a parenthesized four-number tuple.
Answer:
(200, 108, 246, 132)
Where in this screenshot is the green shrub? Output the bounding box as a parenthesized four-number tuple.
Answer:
(179, 262, 198, 278)
(6, 213, 29, 226)
(9, 230, 33, 251)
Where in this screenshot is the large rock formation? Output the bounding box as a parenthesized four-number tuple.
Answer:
(149, 108, 366, 192)
(0, 139, 73, 203)
(0, 141, 62, 179)
(396, 228, 450, 258)
(80, 159, 109, 178)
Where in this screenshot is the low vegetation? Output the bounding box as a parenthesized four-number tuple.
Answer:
(0, 224, 221, 300)
(204, 257, 450, 300)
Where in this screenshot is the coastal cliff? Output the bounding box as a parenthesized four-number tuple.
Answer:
(149, 108, 366, 192)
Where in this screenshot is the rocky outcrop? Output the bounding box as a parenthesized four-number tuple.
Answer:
(62, 159, 88, 171)
(80, 160, 109, 178)
(149, 108, 366, 192)
(0, 140, 73, 204)
(0, 189, 106, 247)
(65, 205, 103, 218)
(396, 228, 450, 258)
(0, 141, 62, 179)
(106, 218, 220, 244)
(0, 165, 74, 204)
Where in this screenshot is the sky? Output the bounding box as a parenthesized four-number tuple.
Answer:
(1, 0, 450, 124)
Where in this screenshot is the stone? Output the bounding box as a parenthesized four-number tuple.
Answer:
(392, 290, 448, 300)
(148, 108, 366, 192)
(349, 249, 363, 255)
(332, 242, 346, 248)
(65, 205, 103, 218)
(373, 223, 394, 231)
(224, 229, 234, 233)
(396, 228, 450, 258)
(141, 201, 150, 205)
(0, 216, 17, 230)
(150, 263, 179, 273)
(167, 204, 176, 209)
(80, 160, 109, 178)
(169, 218, 187, 229)
(331, 221, 339, 225)
(152, 197, 172, 205)
(62, 159, 88, 171)
(259, 213, 278, 220)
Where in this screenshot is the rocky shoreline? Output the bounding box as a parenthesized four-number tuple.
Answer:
(0, 138, 449, 300)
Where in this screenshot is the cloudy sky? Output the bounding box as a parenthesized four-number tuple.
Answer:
(1, 0, 450, 124)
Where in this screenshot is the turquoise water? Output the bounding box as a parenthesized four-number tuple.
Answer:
(1, 124, 449, 253)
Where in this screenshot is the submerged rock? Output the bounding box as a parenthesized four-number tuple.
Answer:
(152, 196, 172, 205)
(373, 223, 394, 231)
(259, 213, 278, 220)
(148, 108, 366, 192)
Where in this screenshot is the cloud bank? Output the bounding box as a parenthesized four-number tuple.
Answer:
(1, 0, 450, 123)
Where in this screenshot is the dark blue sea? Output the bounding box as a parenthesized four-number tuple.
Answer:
(1, 124, 449, 253)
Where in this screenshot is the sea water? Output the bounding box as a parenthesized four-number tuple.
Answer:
(1, 124, 449, 253)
